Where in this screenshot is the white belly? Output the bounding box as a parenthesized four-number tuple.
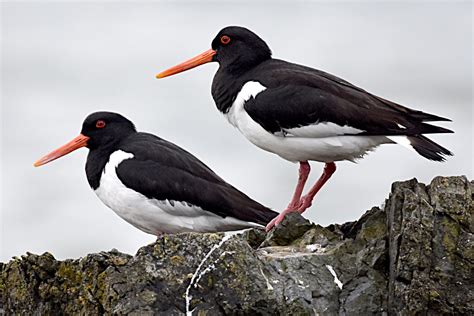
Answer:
(225, 81, 390, 163)
(94, 150, 261, 235)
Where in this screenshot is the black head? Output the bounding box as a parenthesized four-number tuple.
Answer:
(34, 111, 136, 167)
(81, 111, 136, 150)
(157, 26, 272, 78)
(211, 26, 272, 73)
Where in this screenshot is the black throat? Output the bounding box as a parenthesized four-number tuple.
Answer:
(211, 68, 245, 114)
(85, 145, 118, 190)
(211, 59, 271, 114)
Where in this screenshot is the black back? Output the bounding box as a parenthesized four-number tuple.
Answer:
(82, 112, 277, 225)
(115, 133, 277, 225)
(210, 27, 453, 138)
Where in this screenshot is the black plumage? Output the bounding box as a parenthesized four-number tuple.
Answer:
(115, 132, 277, 225)
(208, 31, 453, 162)
(156, 26, 454, 231)
(36, 111, 278, 232)
(214, 60, 453, 136)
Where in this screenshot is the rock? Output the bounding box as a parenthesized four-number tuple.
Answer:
(387, 176, 473, 315)
(1, 176, 472, 315)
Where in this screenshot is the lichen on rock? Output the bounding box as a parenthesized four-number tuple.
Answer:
(1, 176, 472, 315)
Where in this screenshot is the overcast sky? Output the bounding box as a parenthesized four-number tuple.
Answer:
(1, 1, 472, 262)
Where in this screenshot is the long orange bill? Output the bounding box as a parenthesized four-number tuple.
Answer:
(34, 134, 90, 167)
(156, 48, 216, 79)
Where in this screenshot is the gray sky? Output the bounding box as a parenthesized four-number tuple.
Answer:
(1, 1, 472, 262)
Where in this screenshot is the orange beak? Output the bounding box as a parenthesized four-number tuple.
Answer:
(156, 48, 216, 79)
(34, 134, 90, 167)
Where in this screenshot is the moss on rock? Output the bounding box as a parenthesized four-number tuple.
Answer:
(0, 176, 472, 315)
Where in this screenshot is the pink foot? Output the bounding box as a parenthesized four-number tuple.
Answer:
(265, 204, 302, 232)
(296, 195, 313, 213)
(266, 211, 287, 232)
(266, 162, 337, 232)
(266, 161, 311, 232)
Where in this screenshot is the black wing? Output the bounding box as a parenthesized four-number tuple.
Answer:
(244, 59, 453, 136)
(121, 132, 226, 183)
(117, 133, 277, 224)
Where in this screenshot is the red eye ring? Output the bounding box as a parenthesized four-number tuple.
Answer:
(220, 35, 231, 45)
(96, 120, 106, 129)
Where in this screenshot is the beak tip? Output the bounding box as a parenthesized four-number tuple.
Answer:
(155, 73, 163, 79)
(33, 134, 89, 169)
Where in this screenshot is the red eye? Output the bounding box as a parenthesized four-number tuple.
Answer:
(220, 35, 231, 45)
(96, 120, 106, 128)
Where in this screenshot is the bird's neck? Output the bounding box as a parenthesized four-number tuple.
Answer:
(85, 146, 118, 190)
(212, 68, 250, 114)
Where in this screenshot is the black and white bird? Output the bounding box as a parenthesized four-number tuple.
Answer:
(156, 26, 453, 231)
(34, 111, 278, 235)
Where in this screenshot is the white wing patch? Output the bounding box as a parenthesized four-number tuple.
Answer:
(387, 136, 418, 154)
(387, 135, 411, 149)
(283, 122, 364, 138)
(95, 150, 262, 235)
(223, 81, 389, 163)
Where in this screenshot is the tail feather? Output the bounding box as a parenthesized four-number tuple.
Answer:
(410, 111, 452, 122)
(374, 94, 452, 122)
(417, 122, 454, 134)
(222, 185, 278, 225)
(407, 135, 453, 162)
(250, 205, 279, 225)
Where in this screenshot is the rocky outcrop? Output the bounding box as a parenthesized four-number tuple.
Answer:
(1, 176, 472, 315)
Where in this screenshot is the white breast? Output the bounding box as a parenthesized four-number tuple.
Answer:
(224, 81, 391, 162)
(225, 81, 267, 128)
(94, 150, 261, 235)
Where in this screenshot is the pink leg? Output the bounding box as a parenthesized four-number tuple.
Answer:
(287, 161, 311, 209)
(296, 162, 336, 213)
(266, 162, 311, 231)
(266, 162, 336, 231)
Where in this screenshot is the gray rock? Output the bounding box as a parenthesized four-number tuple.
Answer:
(1, 176, 472, 315)
(387, 176, 473, 315)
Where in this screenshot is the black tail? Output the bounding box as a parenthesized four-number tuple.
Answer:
(409, 110, 452, 122)
(416, 122, 454, 135)
(221, 185, 278, 225)
(408, 135, 453, 162)
(236, 196, 278, 226)
(248, 205, 279, 225)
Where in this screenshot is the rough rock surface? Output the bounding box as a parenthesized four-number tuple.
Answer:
(1, 176, 472, 315)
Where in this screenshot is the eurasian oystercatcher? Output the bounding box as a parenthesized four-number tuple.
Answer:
(156, 26, 453, 231)
(34, 111, 278, 234)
